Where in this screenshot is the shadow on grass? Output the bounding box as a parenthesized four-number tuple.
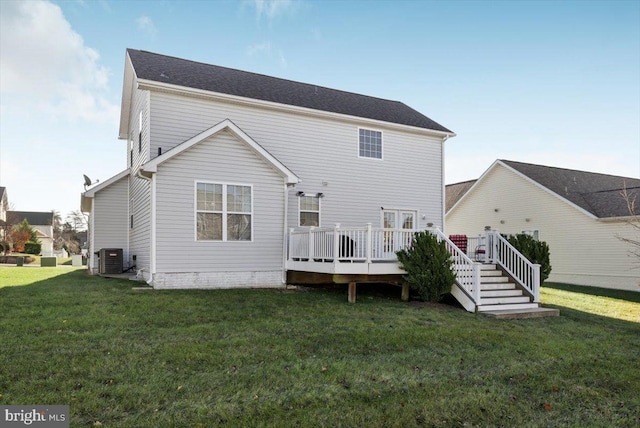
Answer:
(544, 282, 640, 303)
(0, 267, 132, 291)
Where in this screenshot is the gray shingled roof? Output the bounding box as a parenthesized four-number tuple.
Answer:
(502, 160, 640, 218)
(127, 49, 452, 133)
(445, 179, 476, 212)
(8, 211, 53, 226)
(0, 187, 5, 202)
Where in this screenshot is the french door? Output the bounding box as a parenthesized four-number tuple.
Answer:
(381, 209, 417, 255)
(382, 209, 417, 230)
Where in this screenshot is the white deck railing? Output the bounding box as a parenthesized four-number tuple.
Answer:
(428, 228, 482, 305)
(486, 231, 540, 302)
(289, 226, 540, 308)
(288, 224, 416, 263)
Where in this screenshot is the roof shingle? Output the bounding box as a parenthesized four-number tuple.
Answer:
(127, 49, 453, 133)
(505, 160, 640, 218)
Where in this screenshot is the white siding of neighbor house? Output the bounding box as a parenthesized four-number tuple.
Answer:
(446, 164, 640, 292)
(152, 129, 287, 288)
(32, 226, 54, 257)
(90, 176, 129, 272)
(127, 87, 152, 276)
(148, 91, 444, 231)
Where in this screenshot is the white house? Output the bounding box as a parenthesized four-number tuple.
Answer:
(446, 160, 640, 292)
(7, 211, 55, 257)
(81, 49, 455, 289)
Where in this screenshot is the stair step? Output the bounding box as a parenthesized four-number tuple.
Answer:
(481, 270, 503, 277)
(481, 283, 516, 290)
(477, 302, 539, 312)
(479, 264, 497, 270)
(480, 276, 510, 283)
(480, 296, 532, 305)
(481, 307, 560, 319)
(481, 289, 523, 298)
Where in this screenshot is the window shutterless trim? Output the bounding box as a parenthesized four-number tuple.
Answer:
(357, 127, 383, 160)
(194, 180, 254, 242)
(298, 194, 321, 227)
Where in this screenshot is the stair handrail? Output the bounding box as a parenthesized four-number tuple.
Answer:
(427, 227, 482, 305)
(487, 231, 540, 302)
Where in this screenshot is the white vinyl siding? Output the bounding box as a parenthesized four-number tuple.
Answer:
(128, 88, 151, 273)
(446, 164, 640, 291)
(154, 129, 285, 273)
(196, 182, 252, 241)
(91, 176, 129, 270)
(358, 128, 382, 159)
(149, 91, 444, 230)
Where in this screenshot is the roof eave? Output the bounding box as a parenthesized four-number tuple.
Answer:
(118, 51, 136, 140)
(82, 169, 130, 199)
(135, 78, 455, 139)
(597, 215, 639, 223)
(140, 119, 300, 185)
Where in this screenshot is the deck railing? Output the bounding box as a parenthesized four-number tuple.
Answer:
(288, 224, 417, 263)
(486, 231, 540, 302)
(289, 226, 539, 308)
(428, 228, 482, 305)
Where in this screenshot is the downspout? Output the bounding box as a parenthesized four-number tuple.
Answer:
(281, 181, 289, 286)
(136, 168, 154, 285)
(441, 134, 452, 233)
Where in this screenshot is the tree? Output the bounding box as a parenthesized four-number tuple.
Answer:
(53, 210, 64, 250)
(57, 210, 86, 255)
(504, 233, 552, 283)
(11, 219, 40, 253)
(396, 231, 456, 302)
(618, 185, 640, 263)
(66, 210, 87, 232)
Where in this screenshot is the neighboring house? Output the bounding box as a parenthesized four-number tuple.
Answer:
(446, 160, 640, 292)
(81, 49, 455, 289)
(0, 187, 7, 223)
(0, 187, 7, 243)
(7, 211, 55, 257)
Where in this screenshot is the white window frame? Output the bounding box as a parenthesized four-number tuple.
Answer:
(357, 127, 383, 160)
(298, 195, 321, 227)
(522, 229, 540, 240)
(194, 180, 253, 242)
(380, 209, 418, 230)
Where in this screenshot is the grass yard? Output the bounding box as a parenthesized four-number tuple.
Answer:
(0, 268, 638, 427)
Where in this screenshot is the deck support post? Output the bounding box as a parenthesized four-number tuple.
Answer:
(348, 281, 356, 303)
(401, 283, 409, 302)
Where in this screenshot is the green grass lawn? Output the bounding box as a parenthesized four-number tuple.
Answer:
(0, 268, 638, 427)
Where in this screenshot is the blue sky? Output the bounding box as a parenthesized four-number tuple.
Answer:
(1, 0, 639, 219)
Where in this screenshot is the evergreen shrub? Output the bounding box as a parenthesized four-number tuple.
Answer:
(396, 231, 456, 302)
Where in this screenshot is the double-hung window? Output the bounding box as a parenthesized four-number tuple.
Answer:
(358, 128, 382, 159)
(299, 195, 320, 227)
(196, 182, 252, 241)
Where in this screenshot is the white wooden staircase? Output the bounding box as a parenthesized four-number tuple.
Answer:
(476, 264, 538, 312)
(475, 264, 558, 318)
(433, 228, 559, 318)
